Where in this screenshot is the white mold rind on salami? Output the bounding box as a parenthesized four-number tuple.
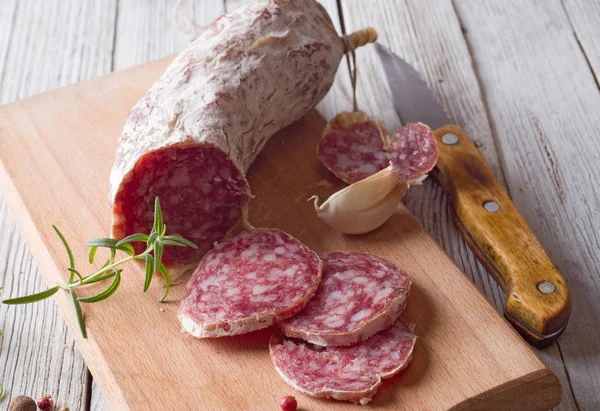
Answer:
(178, 229, 322, 338)
(109, 0, 344, 277)
(280, 251, 411, 346)
(270, 320, 417, 404)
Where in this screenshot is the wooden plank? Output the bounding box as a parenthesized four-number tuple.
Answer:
(0, 51, 560, 410)
(453, 0, 600, 410)
(339, 1, 579, 409)
(562, 0, 600, 85)
(0, 0, 116, 409)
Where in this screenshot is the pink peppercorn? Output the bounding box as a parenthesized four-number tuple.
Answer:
(279, 395, 297, 411)
(36, 395, 53, 411)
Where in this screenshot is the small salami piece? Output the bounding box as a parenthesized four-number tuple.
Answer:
(280, 251, 411, 346)
(389, 122, 439, 184)
(178, 229, 322, 338)
(270, 320, 417, 405)
(317, 111, 389, 184)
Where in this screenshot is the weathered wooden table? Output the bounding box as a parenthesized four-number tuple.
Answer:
(0, 1, 598, 410)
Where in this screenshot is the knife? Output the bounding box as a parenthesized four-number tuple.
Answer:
(374, 43, 570, 347)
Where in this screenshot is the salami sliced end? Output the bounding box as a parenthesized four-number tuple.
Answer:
(178, 229, 322, 338)
(317, 111, 389, 184)
(389, 123, 439, 184)
(270, 320, 417, 405)
(111, 144, 250, 275)
(280, 251, 411, 346)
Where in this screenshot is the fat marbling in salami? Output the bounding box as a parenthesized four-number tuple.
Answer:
(317, 112, 389, 184)
(280, 251, 411, 346)
(179, 229, 322, 338)
(270, 320, 417, 404)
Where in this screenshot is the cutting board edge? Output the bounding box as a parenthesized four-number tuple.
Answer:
(450, 368, 561, 411)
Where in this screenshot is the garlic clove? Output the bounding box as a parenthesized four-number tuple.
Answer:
(311, 165, 408, 234)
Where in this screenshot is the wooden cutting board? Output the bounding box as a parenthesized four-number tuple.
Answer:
(0, 56, 562, 411)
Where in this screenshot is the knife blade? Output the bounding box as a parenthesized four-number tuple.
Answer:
(374, 43, 570, 347)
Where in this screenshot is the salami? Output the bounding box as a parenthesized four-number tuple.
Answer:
(280, 251, 411, 346)
(317, 111, 388, 184)
(389, 122, 439, 184)
(109, 0, 348, 278)
(318, 112, 438, 185)
(178, 229, 322, 338)
(270, 320, 417, 405)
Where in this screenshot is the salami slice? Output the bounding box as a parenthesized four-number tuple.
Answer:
(270, 320, 417, 405)
(110, 0, 347, 278)
(317, 111, 389, 184)
(178, 229, 322, 338)
(280, 251, 411, 346)
(389, 122, 439, 184)
(318, 113, 439, 185)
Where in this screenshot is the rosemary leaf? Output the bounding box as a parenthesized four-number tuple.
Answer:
(153, 240, 163, 277)
(160, 239, 187, 247)
(3, 286, 59, 304)
(82, 271, 117, 285)
(77, 270, 122, 303)
(89, 246, 98, 264)
(68, 268, 84, 282)
(84, 238, 135, 256)
(147, 231, 160, 246)
(116, 233, 149, 246)
(143, 255, 154, 292)
(153, 197, 163, 234)
(163, 235, 198, 249)
(158, 262, 171, 303)
(70, 289, 87, 338)
(53, 225, 75, 269)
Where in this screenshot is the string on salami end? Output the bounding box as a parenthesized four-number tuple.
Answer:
(341, 28, 378, 113)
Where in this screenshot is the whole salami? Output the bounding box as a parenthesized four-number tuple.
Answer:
(109, 0, 370, 278)
(179, 228, 322, 338)
(280, 251, 411, 346)
(270, 320, 417, 404)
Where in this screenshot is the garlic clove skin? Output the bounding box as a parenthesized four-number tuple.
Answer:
(311, 165, 408, 234)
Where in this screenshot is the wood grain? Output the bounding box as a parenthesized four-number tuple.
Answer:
(0, 0, 116, 409)
(562, 0, 600, 85)
(338, 1, 580, 408)
(432, 125, 570, 344)
(453, 0, 600, 409)
(0, 55, 560, 410)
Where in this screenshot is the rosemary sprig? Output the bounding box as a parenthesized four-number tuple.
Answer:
(2, 197, 197, 338)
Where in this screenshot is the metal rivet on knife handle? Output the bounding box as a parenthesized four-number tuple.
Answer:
(441, 133, 459, 145)
(537, 281, 556, 295)
(483, 201, 500, 212)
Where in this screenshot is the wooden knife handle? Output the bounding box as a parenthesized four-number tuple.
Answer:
(430, 125, 570, 347)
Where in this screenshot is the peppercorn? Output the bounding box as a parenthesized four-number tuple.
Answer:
(36, 394, 53, 410)
(8, 395, 37, 411)
(279, 395, 297, 411)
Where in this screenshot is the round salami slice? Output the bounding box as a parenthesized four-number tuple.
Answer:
(178, 229, 322, 338)
(270, 320, 417, 405)
(389, 122, 439, 184)
(280, 251, 411, 346)
(317, 111, 389, 184)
